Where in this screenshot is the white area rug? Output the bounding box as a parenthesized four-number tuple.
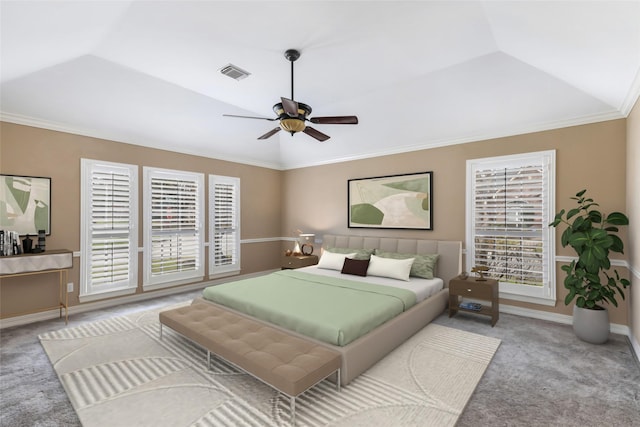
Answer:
(40, 304, 501, 426)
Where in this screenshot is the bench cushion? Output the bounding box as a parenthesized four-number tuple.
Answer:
(159, 301, 341, 397)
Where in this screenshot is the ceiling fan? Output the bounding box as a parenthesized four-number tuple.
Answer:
(223, 49, 358, 142)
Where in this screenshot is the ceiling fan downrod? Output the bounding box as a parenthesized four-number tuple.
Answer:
(284, 49, 300, 101)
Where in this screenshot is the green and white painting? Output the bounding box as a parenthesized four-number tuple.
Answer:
(0, 175, 51, 235)
(348, 172, 432, 229)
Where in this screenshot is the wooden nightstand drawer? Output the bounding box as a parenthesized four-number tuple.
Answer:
(449, 280, 494, 300)
(281, 255, 318, 269)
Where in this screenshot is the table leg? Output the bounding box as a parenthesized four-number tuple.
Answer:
(64, 270, 68, 324)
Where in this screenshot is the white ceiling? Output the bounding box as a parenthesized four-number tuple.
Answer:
(2, 1, 639, 170)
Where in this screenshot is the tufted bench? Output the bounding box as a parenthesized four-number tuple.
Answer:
(159, 300, 341, 424)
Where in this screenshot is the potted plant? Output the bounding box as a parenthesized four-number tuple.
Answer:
(549, 190, 630, 343)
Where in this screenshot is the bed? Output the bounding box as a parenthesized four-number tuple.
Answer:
(197, 234, 462, 386)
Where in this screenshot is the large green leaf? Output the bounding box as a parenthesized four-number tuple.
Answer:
(564, 291, 576, 305)
(589, 228, 608, 240)
(584, 272, 600, 283)
(579, 246, 605, 273)
(561, 227, 573, 247)
(572, 215, 586, 230)
(550, 209, 565, 227)
(566, 208, 581, 220)
(606, 212, 629, 226)
(609, 234, 624, 253)
(567, 231, 588, 250)
(588, 210, 602, 224)
(561, 263, 573, 275)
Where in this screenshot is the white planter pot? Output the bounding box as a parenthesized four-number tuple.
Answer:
(572, 305, 610, 344)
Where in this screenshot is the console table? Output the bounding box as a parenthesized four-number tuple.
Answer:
(0, 249, 73, 324)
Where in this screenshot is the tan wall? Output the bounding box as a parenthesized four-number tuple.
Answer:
(627, 98, 640, 345)
(284, 119, 631, 326)
(0, 122, 283, 318)
(1, 118, 633, 328)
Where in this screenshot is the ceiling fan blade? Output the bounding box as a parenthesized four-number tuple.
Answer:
(281, 97, 299, 117)
(309, 116, 358, 125)
(303, 126, 330, 142)
(223, 114, 276, 121)
(258, 127, 281, 140)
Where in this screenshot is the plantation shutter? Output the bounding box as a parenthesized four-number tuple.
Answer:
(144, 168, 204, 287)
(467, 151, 555, 302)
(209, 175, 240, 275)
(80, 160, 138, 300)
(91, 169, 133, 285)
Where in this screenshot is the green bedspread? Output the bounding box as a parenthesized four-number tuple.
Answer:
(202, 270, 416, 346)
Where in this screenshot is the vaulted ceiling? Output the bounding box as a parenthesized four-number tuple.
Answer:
(2, 1, 639, 170)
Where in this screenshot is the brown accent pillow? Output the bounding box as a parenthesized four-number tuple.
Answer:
(341, 257, 370, 277)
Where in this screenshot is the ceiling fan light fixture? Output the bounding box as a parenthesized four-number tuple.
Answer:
(280, 118, 306, 133)
(274, 101, 312, 134)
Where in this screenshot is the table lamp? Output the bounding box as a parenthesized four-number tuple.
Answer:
(299, 233, 315, 255)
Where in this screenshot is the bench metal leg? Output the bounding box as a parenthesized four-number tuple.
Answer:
(159, 324, 163, 340)
(291, 396, 296, 425)
(207, 350, 211, 370)
(336, 368, 341, 392)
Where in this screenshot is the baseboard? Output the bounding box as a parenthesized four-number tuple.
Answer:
(500, 304, 636, 358)
(630, 333, 640, 365)
(0, 269, 276, 330)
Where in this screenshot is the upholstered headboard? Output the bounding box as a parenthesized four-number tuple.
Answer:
(322, 234, 462, 287)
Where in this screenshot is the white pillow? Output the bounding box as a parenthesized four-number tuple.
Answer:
(317, 250, 357, 271)
(366, 254, 415, 281)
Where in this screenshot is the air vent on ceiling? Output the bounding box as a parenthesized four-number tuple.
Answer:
(219, 64, 251, 81)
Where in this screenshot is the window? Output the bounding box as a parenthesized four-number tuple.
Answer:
(466, 150, 556, 305)
(143, 167, 204, 289)
(209, 175, 240, 277)
(80, 159, 138, 301)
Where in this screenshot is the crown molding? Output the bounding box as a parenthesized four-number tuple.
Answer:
(620, 67, 640, 116)
(0, 112, 284, 171)
(1, 108, 627, 171)
(281, 109, 626, 170)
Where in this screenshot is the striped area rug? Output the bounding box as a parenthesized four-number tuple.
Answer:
(40, 304, 500, 427)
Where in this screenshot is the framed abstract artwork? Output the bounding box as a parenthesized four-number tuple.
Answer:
(348, 171, 433, 230)
(0, 174, 51, 235)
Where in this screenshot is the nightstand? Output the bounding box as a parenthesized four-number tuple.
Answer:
(281, 255, 318, 269)
(449, 276, 499, 326)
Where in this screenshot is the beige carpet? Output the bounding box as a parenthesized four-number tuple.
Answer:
(40, 303, 501, 427)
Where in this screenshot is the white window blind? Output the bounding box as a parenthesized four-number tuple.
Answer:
(80, 159, 138, 301)
(144, 168, 204, 288)
(209, 175, 240, 276)
(467, 151, 555, 304)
